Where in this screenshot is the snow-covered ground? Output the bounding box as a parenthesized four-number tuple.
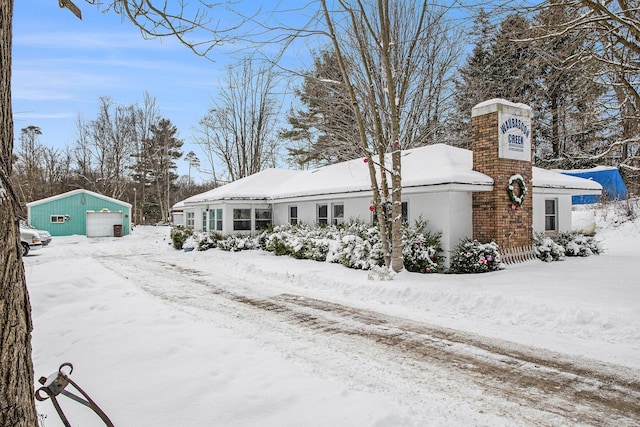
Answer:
(25, 202, 640, 426)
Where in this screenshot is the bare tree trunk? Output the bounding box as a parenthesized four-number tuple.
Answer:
(0, 0, 38, 424)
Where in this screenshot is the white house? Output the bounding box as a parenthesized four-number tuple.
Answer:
(175, 143, 601, 263)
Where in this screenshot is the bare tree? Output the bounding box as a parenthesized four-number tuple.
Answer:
(197, 58, 281, 181)
(317, 0, 455, 272)
(11, 125, 45, 203)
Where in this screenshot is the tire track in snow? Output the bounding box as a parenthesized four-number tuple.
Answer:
(98, 254, 640, 426)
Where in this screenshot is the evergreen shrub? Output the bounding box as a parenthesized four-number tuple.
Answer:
(170, 226, 193, 250)
(197, 231, 224, 251)
(554, 232, 602, 257)
(449, 239, 502, 274)
(402, 218, 443, 273)
(217, 234, 258, 252)
(533, 233, 565, 262)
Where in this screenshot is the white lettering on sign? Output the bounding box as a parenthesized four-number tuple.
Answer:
(498, 111, 531, 162)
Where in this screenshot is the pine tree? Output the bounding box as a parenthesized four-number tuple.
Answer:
(143, 118, 183, 223)
(451, 10, 498, 148)
(280, 48, 360, 168)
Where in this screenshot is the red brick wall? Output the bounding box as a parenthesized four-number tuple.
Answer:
(472, 111, 533, 250)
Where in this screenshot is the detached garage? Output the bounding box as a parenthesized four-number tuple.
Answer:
(26, 189, 131, 237)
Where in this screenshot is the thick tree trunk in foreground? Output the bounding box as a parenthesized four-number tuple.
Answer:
(0, 0, 38, 425)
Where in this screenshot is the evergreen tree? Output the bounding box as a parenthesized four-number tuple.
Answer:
(280, 48, 360, 168)
(142, 118, 183, 223)
(451, 10, 498, 148)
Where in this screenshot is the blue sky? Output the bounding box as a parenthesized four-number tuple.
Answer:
(12, 0, 312, 181)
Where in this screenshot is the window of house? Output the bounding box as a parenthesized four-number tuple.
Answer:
(50, 215, 65, 223)
(186, 212, 195, 228)
(202, 210, 208, 230)
(216, 209, 223, 231)
(332, 203, 344, 225)
(233, 208, 252, 231)
(209, 209, 222, 231)
(545, 199, 557, 232)
(209, 209, 223, 232)
(255, 208, 272, 231)
(317, 204, 328, 225)
(208, 210, 215, 231)
(289, 206, 298, 225)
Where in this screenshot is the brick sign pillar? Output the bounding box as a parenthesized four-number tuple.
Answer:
(472, 99, 533, 251)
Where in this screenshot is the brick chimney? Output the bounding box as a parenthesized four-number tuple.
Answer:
(471, 99, 533, 250)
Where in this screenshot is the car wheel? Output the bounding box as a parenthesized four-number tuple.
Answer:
(22, 242, 29, 256)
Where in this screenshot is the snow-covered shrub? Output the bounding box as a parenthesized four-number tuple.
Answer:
(197, 231, 224, 251)
(555, 232, 602, 257)
(367, 265, 395, 281)
(327, 222, 383, 269)
(258, 220, 444, 274)
(293, 239, 333, 261)
(217, 234, 258, 252)
(182, 235, 197, 251)
(336, 234, 376, 269)
(448, 239, 503, 274)
(263, 227, 295, 256)
(170, 226, 193, 250)
(402, 218, 443, 273)
(533, 233, 565, 262)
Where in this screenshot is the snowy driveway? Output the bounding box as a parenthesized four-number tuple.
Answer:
(26, 225, 640, 426)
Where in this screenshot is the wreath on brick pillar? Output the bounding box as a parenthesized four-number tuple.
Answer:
(507, 174, 527, 210)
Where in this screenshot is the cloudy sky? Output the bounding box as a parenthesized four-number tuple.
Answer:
(12, 0, 311, 180)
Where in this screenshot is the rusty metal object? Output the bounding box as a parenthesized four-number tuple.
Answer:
(36, 362, 114, 427)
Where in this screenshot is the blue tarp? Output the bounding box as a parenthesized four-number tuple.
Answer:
(560, 167, 628, 204)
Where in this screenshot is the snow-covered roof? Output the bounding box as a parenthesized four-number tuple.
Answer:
(182, 144, 601, 204)
(26, 188, 132, 208)
(554, 165, 619, 173)
(533, 167, 602, 191)
(273, 144, 493, 199)
(183, 169, 299, 204)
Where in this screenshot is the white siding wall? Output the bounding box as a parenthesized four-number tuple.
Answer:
(273, 195, 372, 226)
(532, 192, 573, 234)
(405, 191, 472, 266)
(274, 190, 473, 266)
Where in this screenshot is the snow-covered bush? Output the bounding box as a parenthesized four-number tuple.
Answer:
(402, 218, 443, 273)
(448, 239, 502, 274)
(182, 235, 198, 251)
(217, 234, 258, 252)
(197, 231, 224, 251)
(261, 224, 335, 260)
(555, 232, 602, 257)
(533, 233, 565, 262)
(262, 225, 296, 256)
(328, 222, 383, 269)
(258, 220, 444, 273)
(170, 226, 193, 250)
(367, 265, 395, 281)
(335, 234, 376, 269)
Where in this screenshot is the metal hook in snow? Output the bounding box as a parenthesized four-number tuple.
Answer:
(36, 362, 114, 427)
